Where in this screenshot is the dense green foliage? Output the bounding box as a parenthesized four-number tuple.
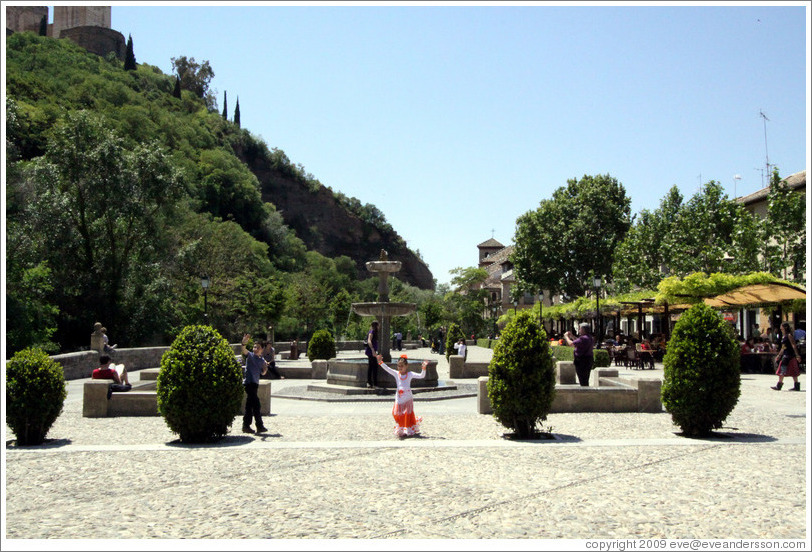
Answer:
(6, 348, 67, 445)
(444, 322, 466, 361)
(762, 169, 806, 282)
(661, 304, 741, 436)
(613, 176, 804, 292)
(5, 33, 439, 354)
(487, 311, 555, 439)
(307, 329, 337, 361)
(550, 345, 610, 367)
(513, 174, 632, 299)
(157, 325, 244, 443)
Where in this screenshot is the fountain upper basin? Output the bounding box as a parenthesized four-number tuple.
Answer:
(366, 260, 402, 273)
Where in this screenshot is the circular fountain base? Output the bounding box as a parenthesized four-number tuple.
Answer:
(323, 357, 439, 389)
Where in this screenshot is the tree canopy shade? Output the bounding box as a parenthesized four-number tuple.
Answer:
(512, 173, 632, 299)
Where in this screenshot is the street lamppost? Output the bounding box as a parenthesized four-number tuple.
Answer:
(593, 276, 602, 343)
(201, 275, 210, 324)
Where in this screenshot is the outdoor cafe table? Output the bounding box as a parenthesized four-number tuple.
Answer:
(740, 352, 777, 374)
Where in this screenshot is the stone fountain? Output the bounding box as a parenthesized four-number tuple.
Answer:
(311, 251, 442, 393)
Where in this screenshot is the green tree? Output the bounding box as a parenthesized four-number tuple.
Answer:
(222, 90, 228, 120)
(513, 174, 632, 299)
(38, 15, 47, 36)
(124, 34, 136, 71)
(172, 76, 181, 99)
(762, 169, 806, 282)
(234, 97, 241, 128)
(171, 55, 215, 106)
(285, 274, 331, 338)
(28, 111, 184, 336)
(660, 181, 760, 275)
(612, 186, 682, 292)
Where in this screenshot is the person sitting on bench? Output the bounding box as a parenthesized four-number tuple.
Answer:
(92, 355, 130, 386)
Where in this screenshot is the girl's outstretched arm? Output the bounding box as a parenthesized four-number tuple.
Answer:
(376, 354, 398, 377)
(412, 360, 429, 380)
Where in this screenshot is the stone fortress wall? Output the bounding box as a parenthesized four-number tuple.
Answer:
(5, 5, 124, 60)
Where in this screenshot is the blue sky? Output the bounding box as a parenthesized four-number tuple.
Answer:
(105, 2, 808, 287)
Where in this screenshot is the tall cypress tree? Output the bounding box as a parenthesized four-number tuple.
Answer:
(172, 76, 181, 99)
(222, 91, 228, 120)
(124, 35, 136, 71)
(234, 97, 241, 128)
(39, 15, 48, 36)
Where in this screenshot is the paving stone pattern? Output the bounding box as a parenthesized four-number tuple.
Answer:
(4, 347, 808, 541)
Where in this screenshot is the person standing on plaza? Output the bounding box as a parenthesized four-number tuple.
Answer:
(376, 353, 428, 437)
(241, 334, 268, 433)
(365, 321, 380, 388)
(261, 340, 284, 379)
(771, 322, 802, 391)
(454, 338, 467, 359)
(565, 323, 594, 386)
(395, 330, 403, 351)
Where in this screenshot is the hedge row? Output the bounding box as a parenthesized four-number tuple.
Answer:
(550, 345, 610, 367)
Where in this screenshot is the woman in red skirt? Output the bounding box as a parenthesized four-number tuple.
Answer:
(376, 354, 428, 437)
(772, 322, 802, 391)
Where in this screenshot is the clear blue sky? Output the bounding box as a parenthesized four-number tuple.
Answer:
(107, 2, 807, 287)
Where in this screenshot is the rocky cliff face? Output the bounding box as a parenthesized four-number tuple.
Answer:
(234, 145, 435, 290)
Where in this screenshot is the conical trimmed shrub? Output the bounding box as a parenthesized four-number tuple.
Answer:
(157, 325, 244, 443)
(661, 303, 741, 436)
(6, 348, 67, 445)
(487, 310, 555, 438)
(307, 329, 336, 361)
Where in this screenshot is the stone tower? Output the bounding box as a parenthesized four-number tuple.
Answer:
(51, 6, 111, 38)
(5, 6, 48, 34)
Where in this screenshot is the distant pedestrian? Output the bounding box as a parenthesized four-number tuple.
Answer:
(395, 331, 403, 351)
(365, 321, 380, 388)
(454, 338, 467, 359)
(261, 341, 284, 379)
(241, 334, 268, 433)
(772, 323, 802, 391)
(376, 353, 428, 437)
(565, 323, 594, 386)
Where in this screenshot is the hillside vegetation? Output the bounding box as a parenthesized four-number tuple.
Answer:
(5, 32, 432, 353)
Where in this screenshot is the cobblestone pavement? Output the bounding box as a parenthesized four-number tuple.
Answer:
(3, 347, 809, 545)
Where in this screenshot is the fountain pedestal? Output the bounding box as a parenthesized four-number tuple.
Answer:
(321, 253, 447, 393)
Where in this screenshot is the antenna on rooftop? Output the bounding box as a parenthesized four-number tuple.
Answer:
(759, 110, 773, 179)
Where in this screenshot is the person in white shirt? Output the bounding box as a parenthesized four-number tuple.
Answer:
(454, 338, 467, 359)
(376, 354, 428, 437)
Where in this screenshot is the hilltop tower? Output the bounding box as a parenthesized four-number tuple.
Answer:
(51, 5, 111, 38)
(5, 5, 124, 61)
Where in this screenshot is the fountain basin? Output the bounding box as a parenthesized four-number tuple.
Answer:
(352, 302, 416, 317)
(366, 260, 402, 273)
(324, 358, 438, 389)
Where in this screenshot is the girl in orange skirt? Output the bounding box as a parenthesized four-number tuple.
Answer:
(376, 354, 428, 437)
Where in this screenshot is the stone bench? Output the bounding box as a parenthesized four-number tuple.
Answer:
(83, 379, 272, 418)
(448, 356, 490, 378)
(477, 365, 662, 414)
